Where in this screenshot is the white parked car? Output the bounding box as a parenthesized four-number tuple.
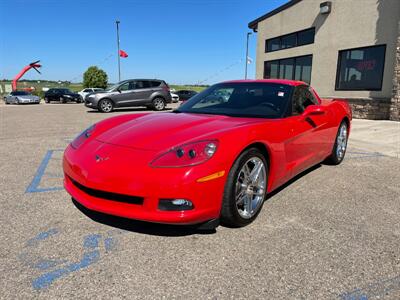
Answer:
(78, 88, 104, 101)
(170, 92, 179, 103)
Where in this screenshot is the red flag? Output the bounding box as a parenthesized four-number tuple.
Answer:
(119, 50, 128, 58)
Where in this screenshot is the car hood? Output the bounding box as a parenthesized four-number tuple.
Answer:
(95, 112, 262, 151)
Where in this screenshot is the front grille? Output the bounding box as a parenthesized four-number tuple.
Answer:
(69, 176, 144, 205)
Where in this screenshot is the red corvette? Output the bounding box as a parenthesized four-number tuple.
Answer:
(63, 80, 351, 229)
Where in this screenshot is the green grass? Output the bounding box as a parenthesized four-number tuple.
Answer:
(169, 85, 207, 93)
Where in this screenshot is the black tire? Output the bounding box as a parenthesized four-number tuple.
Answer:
(44, 97, 50, 103)
(326, 120, 349, 165)
(221, 148, 268, 227)
(98, 99, 114, 113)
(60, 97, 66, 104)
(152, 97, 166, 111)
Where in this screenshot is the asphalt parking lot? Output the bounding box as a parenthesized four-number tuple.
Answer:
(1, 102, 399, 299)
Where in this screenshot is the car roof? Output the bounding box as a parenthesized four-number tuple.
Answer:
(222, 79, 307, 86)
(124, 79, 162, 82)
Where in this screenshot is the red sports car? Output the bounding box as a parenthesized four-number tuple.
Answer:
(63, 80, 351, 229)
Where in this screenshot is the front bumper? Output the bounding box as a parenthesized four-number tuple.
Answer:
(63, 141, 227, 225)
(85, 97, 99, 108)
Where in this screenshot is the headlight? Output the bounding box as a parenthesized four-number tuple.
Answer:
(71, 124, 96, 149)
(150, 140, 218, 168)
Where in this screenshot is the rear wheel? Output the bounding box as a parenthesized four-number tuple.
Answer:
(221, 148, 268, 227)
(327, 121, 348, 165)
(60, 96, 66, 103)
(44, 97, 50, 103)
(152, 97, 165, 111)
(98, 99, 113, 113)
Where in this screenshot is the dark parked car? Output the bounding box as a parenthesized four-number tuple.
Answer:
(85, 79, 172, 112)
(175, 90, 198, 101)
(44, 88, 82, 103)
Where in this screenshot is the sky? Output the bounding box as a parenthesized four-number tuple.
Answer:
(0, 0, 287, 85)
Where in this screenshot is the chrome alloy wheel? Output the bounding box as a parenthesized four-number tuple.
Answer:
(100, 100, 113, 112)
(336, 123, 348, 159)
(235, 157, 267, 219)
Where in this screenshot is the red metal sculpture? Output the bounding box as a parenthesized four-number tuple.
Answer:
(12, 60, 42, 91)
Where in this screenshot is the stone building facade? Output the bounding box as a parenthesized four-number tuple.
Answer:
(249, 0, 400, 120)
(390, 23, 400, 121)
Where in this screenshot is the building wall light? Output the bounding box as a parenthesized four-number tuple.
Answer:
(320, 1, 332, 14)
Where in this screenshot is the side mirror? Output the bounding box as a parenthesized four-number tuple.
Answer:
(117, 88, 121, 93)
(302, 105, 326, 118)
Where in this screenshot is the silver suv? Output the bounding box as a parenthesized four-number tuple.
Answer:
(85, 79, 172, 113)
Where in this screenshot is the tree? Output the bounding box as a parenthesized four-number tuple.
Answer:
(83, 66, 108, 89)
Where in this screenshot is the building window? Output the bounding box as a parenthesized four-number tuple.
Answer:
(264, 55, 313, 84)
(335, 44, 386, 91)
(265, 28, 315, 53)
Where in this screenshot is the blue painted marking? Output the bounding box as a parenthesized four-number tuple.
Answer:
(339, 274, 400, 299)
(104, 237, 116, 252)
(26, 228, 59, 247)
(21, 229, 124, 290)
(25, 149, 64, 193)
(83, 234, 101, 249)
(32, 234, 101, 290)
(32, 250, 100, 290)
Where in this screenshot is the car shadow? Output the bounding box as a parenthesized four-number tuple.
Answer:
(72, 199, 215, 237)
(265, 163, 322, 201)
(86, 107, 173, 113)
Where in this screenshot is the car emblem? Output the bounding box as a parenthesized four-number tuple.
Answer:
(95, 155, 109, 163)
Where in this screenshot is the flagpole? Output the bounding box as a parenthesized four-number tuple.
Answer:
(245, 32, 252, 80)
(116, 20, 121, 82)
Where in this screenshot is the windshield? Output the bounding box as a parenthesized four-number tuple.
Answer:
(12, 91, 30, 96)
(176, 82, 293, 118)
(58, 89, 72, 93)
(105, 82, 125, 92)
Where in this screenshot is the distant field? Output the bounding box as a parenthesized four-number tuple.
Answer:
(169, 85, 206, 93)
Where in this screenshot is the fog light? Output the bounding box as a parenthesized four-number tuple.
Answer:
(158, 199, 194, 211)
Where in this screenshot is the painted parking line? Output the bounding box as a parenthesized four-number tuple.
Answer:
(25, 150, 65, 193)
(346, 150, 386, 159)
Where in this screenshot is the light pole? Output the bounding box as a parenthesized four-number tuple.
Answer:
(116, 20, 121, 82)
(245, 32, 252, 80)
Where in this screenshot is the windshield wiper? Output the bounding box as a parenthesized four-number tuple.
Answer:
(172, 109, 182, 113)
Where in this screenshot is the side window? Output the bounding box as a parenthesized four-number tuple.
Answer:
(119, 82, 130, 91)
(292, 86, 317, 115)
(132, 81, 145, 89)
(83, 89, 90, 92)
(142, 81, 151, 88)
(151, 81, 161, 87)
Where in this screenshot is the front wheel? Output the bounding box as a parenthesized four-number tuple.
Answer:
(152, 97, 165, 111)
(98, 99, 113, 113)
(221, 148, 268, 227)
(44, 97, 50, 103)
(326, 121, 348, 165)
